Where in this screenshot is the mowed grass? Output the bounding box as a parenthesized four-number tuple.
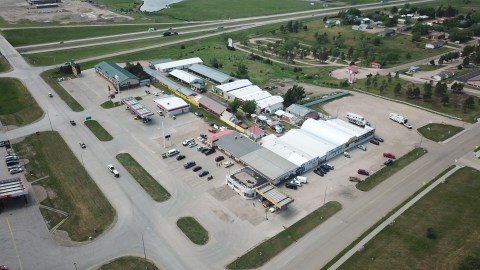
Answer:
(100, 100, 122, 109)
(357, 148, 427, 191)
(116, 153, 171, 202)
(0, 78, 43, 127)
(84, 120, 113, 141)
(14, 131, 115, 241)
(417, 123, 464, 142)
(0, 55, 10, 72)
(339, 167, 480, 270)
(41, 71, 84, 112)
(177, 217, 209, 245)
(99, 256, 159, 270)
(227, 201, 342, 269)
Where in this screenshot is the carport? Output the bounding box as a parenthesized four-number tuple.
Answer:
(122, 96, 154, 122)
(256, 184, 294, 210)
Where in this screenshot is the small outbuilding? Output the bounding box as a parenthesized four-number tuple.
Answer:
(425, 40, 445, 49)
(286, 104, 319, 120)
(188, 64, 234, 84)
(154, 95, 190, 116)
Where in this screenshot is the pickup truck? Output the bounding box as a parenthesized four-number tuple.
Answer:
(107, 164, 120, 177)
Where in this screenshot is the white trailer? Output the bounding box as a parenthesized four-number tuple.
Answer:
(389, 113, 408, 124)
(294, 176, 307, 184)
(346, 112, 367, 127)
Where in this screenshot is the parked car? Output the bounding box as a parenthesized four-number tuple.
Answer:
(285, 182, 298, 189)
(325, 163, 334, 170)
(0, 140, 10, 147)
(357, 145, 367, 151)
(79, 142, 86, 148)
(201, 147, 211, 153)
(48, 93, 53, 97)
(313, 169, 324, 177)
(223, 161, 234, 168)
(290, 180, 302, 187)
(176, 155, 186, 161)
(204, 148, 215, 155)
(215, 156, 224, 162)
(403, 122, 413, 129)
(349, 176, 362, 182)
(343, 152, 351, 158)
(184, 161, 196, 169)
(9, 167, 23, 174)
(320, 164, 331, 172)
(182, 138, 194, 146)
(188, 142, 198, 148)
(358, 169, 370, 176)
(374, 136, 384, 142)
(107, 164, 119, 177)
(193, 165, 202, 172)
(262, 200, 272, 208)
(6, 160, 19, 166)
(258, 196, 265, 202)
(198, 170, 209, 177)
(70, 120, 76, 126)
(383, 152, 396, 159)
(370, 139, 380, 145)
(384, 159, 394, 166)
(269, 206, 277, 213)
(194, 112, 203, 117)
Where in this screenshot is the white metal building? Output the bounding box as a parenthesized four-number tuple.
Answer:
(256, 96, 284, 114)
(154, 57, 203, 72)
(169, 69, 206, 90)
(154, 95, 190, 116)
(225, 85, 263, 101)
(213, 79, 252, 96)
(188, 64, 234, 84)
(237, 91, 272, 102)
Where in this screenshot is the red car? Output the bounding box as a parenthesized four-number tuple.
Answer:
(383, 152, 396, 159)
(358, 169, 370, 176)
(263, 200, 273, 208)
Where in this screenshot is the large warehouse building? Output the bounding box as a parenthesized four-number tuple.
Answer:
(95, 61, 141, 91)
(169, 69, 206, 91)
(188, 64, 234, 84)
(213, 79, 253, 96)
(155, 57, 203, 72)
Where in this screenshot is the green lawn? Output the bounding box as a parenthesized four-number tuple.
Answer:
(0, 55, 10, 72)
(0, 78, 43, 127)
(41, 71, 84, 112)
(417, 123, 464, 142)
(116, 153, 171, 202)
(84, 120, 113, 141)
(417, 64, 446, 72)
(176, 217, 209, 245)
(14, 131, 115, 241)
(357, 148, 427, 191)
(99, 256, 159, 270)
(353, 77, 480, 123)
(227, 201, 342, 269)
(339, 167, 480, 270)
(101, 100, 122, 109)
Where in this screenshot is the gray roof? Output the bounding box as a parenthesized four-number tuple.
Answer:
(188, 64, 233, 84)
(286, 104, 313, 117)
(215, 132, 262, 157)
(144, 69, 197, 97)
(257, 184, 294, 208)
(241, 148, 298, 181)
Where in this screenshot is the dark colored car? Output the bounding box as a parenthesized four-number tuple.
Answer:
(383, 152, 396, 159)
(6, 160, 19, 167)
(370, 139, 380, 145)
(0, 140, 10, 147)
(358, 169, 370, 176)
(215, 156, 224, 162)
(198, 170, 209, 177)
(204, 148, 215, 155)
(374, 136, 384, 142)
(349, 176, 362, 182)
(79, 142, 86, 148)
(193, 165, 202, 172)
(313, 169, 324, 177)
(176, 155, 186, 161)
(320, 165, 330, 172)
(183, 161, 196, 169)
(285, 182, 298, 190)
(262, 200, 273, 208)
(384, 159, 394, 166)
(70, 120, 76, 126)
(201, 147, 210, 153)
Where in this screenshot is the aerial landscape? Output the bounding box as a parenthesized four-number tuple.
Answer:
(0, 0, 479, 269)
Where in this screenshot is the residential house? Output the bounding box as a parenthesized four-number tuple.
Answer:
(247, 126, 265, 141)
(425, 40, 445, 49)
(429, 31, 445, 40)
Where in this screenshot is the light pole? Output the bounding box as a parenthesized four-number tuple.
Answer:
(142, 232, 147, 270)
(73, 262, 77, 270)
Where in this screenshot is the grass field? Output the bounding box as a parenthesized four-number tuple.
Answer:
(41, 71, 84, 112)
(340, 167, 480, 270)
(99, 256, 159, 270)
(0, 78, 43, 127)
(0, 55, 10, 72)
(100, 100, 122, 109)
(227, 201, 342, 269)
(353, 77, 480, 123)
(116, 153, 171, 202)
(14, 131, 115, 241)
(176, 217, 209, 245)
(417, 123, 464, 142)
(356, 148, 427, 191)
(84, 120, 113, 141)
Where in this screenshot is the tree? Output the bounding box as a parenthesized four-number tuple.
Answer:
(365, 77, 372, 88)
(430, 59, 435, 66)
(241, 100, 257, 115)
(210, 57, 222, 68)
(441, 95, 450, 104)
(394, 83, 402, 95)
(395, 72, 399, 79)
(435, 82, 447, 97)
(451, 82, 464, 94)
(464, 96, 475, 110)
(463, 56, 470, 66)
(236, 62, 249, 79)
(426, 227, 437, 239)
(228, 99, 241, 113)
(423, 82, 432, 101)
(390, 6, 398, 14)
(283, 85, 306, 107)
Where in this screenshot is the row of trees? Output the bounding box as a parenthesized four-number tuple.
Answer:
(124, 62, 150, 80)
(228, 99, 257, 115)
(279, 20, 307, 33)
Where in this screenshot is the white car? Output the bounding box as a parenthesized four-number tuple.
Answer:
(357, 145, 367, 151)
(182, 138, 194, 146)
(223, 161, 234, 168)
(9, 167, 23, 174)
(290, 180, 302, 187)
(269, 206, 277, 213)
(188, 142, 198, 148)
(403, 122, 413, 129)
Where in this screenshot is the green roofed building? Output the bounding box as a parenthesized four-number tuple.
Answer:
(95, 61, 140, 91)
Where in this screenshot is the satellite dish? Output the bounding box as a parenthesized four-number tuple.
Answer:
(228, 38, 233, 47)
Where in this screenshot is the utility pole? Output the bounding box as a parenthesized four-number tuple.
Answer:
(142, 232, 147, 270)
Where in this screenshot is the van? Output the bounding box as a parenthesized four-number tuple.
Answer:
(294, 176, 307, 184)
(167, 149, 179, 157)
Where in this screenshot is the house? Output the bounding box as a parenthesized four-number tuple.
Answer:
(455, 70, 480, 88)
(425, 40, 445, 49)
(397, 18, 406, 25)
(429, 31, 445, 40)
(247, 126, 265, 140)
(371, 62, 382, 69)
(379, 28, 396, 37)
(431, 70, 456, 81)
(286, 104, 320, 120)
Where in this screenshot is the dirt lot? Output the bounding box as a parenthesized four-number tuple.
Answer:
(0, 0, 132, 24)
(331, 66, 380, 81)
(267, 81, 342, 98)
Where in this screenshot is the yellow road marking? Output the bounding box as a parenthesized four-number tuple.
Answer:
(6, 217, 24, 270)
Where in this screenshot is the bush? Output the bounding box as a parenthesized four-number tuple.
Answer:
(426, 227, 436, 239)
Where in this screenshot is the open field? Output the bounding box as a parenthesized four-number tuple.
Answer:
(116, 153, 171, 202)
(14, 131, 115, 241)
(84, 120, 113, 141)
(417, 123, 464, 142)
(227, 201, 342, 269)
(339, 167, 480, 270)
(99, 256, 159, 270)
(0, 55, 10, 72)
(176, 217, 209, 245)
(353, 77, 480, 123)
(356, 148, 427, 191)
(0, 77, 43, 127)
(41, 71, 84, 112)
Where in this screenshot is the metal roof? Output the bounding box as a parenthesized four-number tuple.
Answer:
(188, 64, 233, 84)
(169, 69, 203, 84)
(286, 104, 313, 117)
(238, 91, 272, 102)
(122, 97, 154, 118)
(214, 132, 262, 157)
(94, 61, 139, 83)
(257, 184, 294, 209)
(241, 148, 298, 181)
(154, 95, 189, 111)
(0, 177, 28, 199)
(145, 69, 197, 97)
(154, 57, 203, 71)
(229, 85, 263, 98)
(198, 96, 226, 115)
(215, 79, 253, 92)
(256, 96, 284, 110)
